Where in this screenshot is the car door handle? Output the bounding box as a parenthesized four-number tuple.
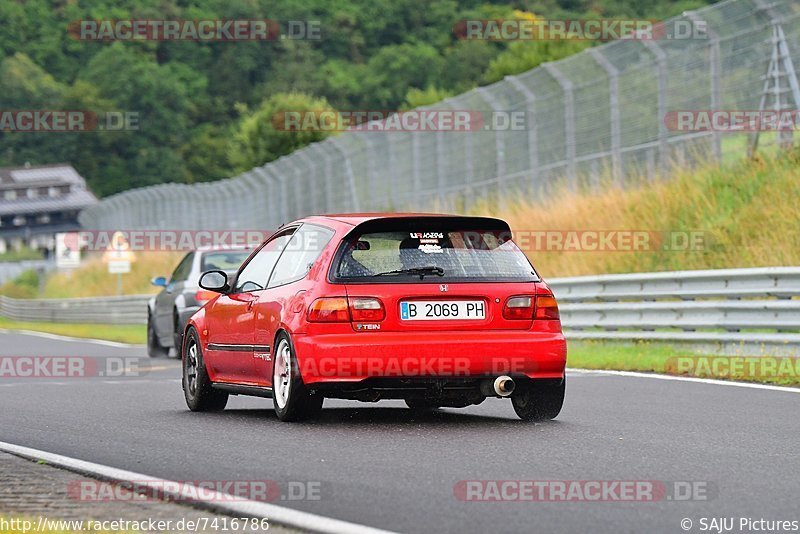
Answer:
(247, 300, 255, 311)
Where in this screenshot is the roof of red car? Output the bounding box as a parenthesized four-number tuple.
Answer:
(305, 212, 465, 226)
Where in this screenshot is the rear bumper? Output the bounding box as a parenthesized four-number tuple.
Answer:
(293, 328, 567, 386)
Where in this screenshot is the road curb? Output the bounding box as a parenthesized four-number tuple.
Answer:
(567, 368, 800, 392)
(0, 441, 396, 534)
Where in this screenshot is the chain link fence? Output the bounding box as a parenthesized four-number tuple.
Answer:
(79, 0, 800, 232)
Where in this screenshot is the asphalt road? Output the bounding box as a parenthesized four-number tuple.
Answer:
(1, 331, 798, 533)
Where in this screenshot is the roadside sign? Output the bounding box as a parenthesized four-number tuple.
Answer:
(102, 231, 136, 267)
(102, 232, 136, 288)
(107, 260, 131, 274)
(55, 232, 81, 268)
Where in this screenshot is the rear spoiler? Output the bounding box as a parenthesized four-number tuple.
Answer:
(344, 216, 512, 236)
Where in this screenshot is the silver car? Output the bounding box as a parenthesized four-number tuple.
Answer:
(147, 248, 253, 357)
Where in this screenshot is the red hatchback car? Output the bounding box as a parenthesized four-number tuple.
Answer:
(182, 214, 567, 422)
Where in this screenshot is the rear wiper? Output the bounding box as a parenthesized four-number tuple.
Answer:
(374, 266, 445, 279)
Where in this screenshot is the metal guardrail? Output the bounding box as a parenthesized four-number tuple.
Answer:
(1, 267, 799, 353)
(0, 294, 150, 325)
(549, 267, 800, 301)
(550, 267, 800, 353)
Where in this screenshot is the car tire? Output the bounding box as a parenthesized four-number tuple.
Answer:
(272, 332, 323, 422)
(511, 378, 565, 421)
(171, 310, 183, 359)
(405, 399, 440, 411)
(147, 313, 168, 359)
(182, 327, 228, 412)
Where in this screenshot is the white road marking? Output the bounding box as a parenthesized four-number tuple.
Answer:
(0, 328, 144, 348)
(0, 378, 181, 388)
(567, 368, 800, 393)
(3, 328, 797, 395)
(0, 441, 397, 534)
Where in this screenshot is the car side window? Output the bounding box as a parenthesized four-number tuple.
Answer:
(170, 253, 194, 283)
(233, 230, 295, 293)
(268, 225, 334, 288)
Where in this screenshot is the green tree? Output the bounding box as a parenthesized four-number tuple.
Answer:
(228, 92, 334, 173)
(0, 52, 64, 106)
(0, 0, 718, 196)
(440, 40, 498, 93)
(180, 124, 235, 184)
(483, 40, 591, 84)
(0, 53, 75, 169)
(362, 43, 445, 109)
(401, 86, 454, 110)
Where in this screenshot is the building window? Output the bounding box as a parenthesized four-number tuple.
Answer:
(27, 188, 38, 199)
(12, 215, 26, 226)
(37, 214, 51, 224)
(49, 187, 60, 198)
(4, 190, 16, 200)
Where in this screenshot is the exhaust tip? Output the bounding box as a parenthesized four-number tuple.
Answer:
(494, 375, 515, 397)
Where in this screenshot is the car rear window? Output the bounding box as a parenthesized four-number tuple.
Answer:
(334, 230, 537, 282)
(201, 251, 252, 272)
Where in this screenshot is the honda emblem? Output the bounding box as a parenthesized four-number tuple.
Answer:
(439, 284, 448, 292)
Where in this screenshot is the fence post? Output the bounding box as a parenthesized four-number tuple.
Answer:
(752, 0, 800, 151)
(251, 167, 279, 228)
(542, 62, 577, 191)
(273, 166, 290, 224)
(411, 132, 423, 207)
(235, 172, 258, 228)
(386, 131, 397, 210)
(589, 48, 623, 187)
(295, 150, 321, 214)
(463, 121, 474, 206)
(435, 100, 453, 211)
(328, 137, 361, 212)
(642, 40, 669, 179)
(320, 142, 336, 213)
(361, 134, 381, 211)
(475, 87, 506, 184)
(505, 75, 539, 189)
(229, 176, 252, 228)
(435, 130, 446, 209)
(283, 157, 305, 219)
(686, 11, 722, 163)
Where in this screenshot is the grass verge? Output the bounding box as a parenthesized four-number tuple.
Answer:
(478, 151, 800, 277)
(569, 340, 800, 387)
(0, 317, 145, 345)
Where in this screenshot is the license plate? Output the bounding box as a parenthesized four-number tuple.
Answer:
(399, 300, 486, 321)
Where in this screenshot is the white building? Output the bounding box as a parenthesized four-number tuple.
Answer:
(0, 163, 97, 254)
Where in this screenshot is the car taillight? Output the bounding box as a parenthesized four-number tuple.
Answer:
(307, 297, 350, 322)
(535, 294, 560, 320)
(503, 296, 534, 320)
(195, 290, 218, 304)
(350, 297, 386, 322)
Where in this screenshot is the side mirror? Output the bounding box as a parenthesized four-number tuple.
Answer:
(199, 270, 229, 293)
(151, 276, 168, 287)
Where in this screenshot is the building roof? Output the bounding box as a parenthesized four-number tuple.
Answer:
(0, 164, 97, 217)
(0, 164, 86, 186)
